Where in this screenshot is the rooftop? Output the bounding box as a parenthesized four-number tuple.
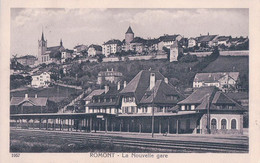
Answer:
(177, 86, 245, 111)
(194, 72, 239, 83)
(104, 39, 122, 45)
(125, 26, 134, 34)
(10, 96, 48, 106)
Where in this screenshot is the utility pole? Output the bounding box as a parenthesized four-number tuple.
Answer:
(207, 93, 211, 134)
(151, 87, 155, 138)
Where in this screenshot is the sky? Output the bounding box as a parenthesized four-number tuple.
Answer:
(11, 8, 249, 57)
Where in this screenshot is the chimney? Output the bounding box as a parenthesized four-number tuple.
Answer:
(123, 81, 127, 88)
(117, 81, 121, 90)
(150, 73, 155, 90)
(25, 94, 28, 99)
(35, 94, 38, 98)
(105, 85, 109, 93)
(164, 78, 168, 84)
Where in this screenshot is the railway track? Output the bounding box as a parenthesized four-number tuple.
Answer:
(11, 129, 248, 153)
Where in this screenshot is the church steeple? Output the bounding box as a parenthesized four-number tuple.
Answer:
(60, 39, 63, 46)
(41, 32, 45, 41)
(126, 26, 134, 34)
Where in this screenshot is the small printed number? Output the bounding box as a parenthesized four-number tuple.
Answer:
(12, 153, 20, 157)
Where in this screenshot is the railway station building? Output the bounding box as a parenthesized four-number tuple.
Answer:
(10, 70, 246, 135)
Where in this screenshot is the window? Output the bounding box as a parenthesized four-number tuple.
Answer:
(211, 119, 217, 129)
(228, 105, 233, 110)
(231, 119, 237, 129)
(181, 105, 185, 111)
(221, 119, 227, 129)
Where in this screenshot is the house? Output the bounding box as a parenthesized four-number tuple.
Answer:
(97, 69, 123, 85)
(73, 44, 88, 57)
(193, 72, 240, 92)
(130, 37, 146, 54)
(102, 39, 122, 57)
(15, 55, 37, 67)
(158, 34, 183, 50)
(61, 49, 73, 63)
(146, 38, 160, 51)
(196, 34, 218, 47)
(176, 86, 245, 134)
(31, 72, 51, 88)
(188, 38, 197, 48)
(230, 37, 249, 46)
(10, 94, 49, 114)
(216, 36, 232, 47)
(87, 44, 102, 57)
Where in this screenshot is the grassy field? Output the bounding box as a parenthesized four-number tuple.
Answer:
(10, 131, 164, 153)
(203, 56, 249, 77)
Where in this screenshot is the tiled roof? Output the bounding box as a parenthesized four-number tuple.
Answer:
(178, 87, 217, 105)
(126, 26, 134, 34)
(212, 91, 234, 104)
(217, 36, 231, 42)
(194, 72, 239, 83)
(119, 70, 165, 103)
(226, 92, 248, 100)
(139, 80, 184, 105)
(130, 37, 146, 44)
(178, 86, 244, 110)
(86, 86, 123, 107)
(47, 46, 61, 52)
(159, 35, 180, 42)
(88, 44, 102, 51)
(145, 38, 161, 45)
(84, 89, 105, 101)
(17, 55, 36, 60)
(197, 35, 217, 43)
(104, 39, 122, 45)
(10, 97, 48, 106)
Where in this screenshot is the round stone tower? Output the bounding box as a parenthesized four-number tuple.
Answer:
(125, 26, 134, 44)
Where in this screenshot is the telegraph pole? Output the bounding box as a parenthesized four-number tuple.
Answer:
(207, 94, 211, 134)
(151, 87, 155, 138)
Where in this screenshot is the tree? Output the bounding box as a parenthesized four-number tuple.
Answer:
(97, 54, 105, 63)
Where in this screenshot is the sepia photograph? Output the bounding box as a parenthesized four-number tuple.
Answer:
(8, 8, 250, 154)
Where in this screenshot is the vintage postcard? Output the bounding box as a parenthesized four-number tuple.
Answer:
(1, 0, 260, 163)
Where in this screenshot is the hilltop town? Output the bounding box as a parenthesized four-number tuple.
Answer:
(10, 26, 249, 141)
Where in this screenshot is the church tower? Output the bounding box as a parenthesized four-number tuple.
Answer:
(38, 32, 47, 63)
(125, 26, 134, 45)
